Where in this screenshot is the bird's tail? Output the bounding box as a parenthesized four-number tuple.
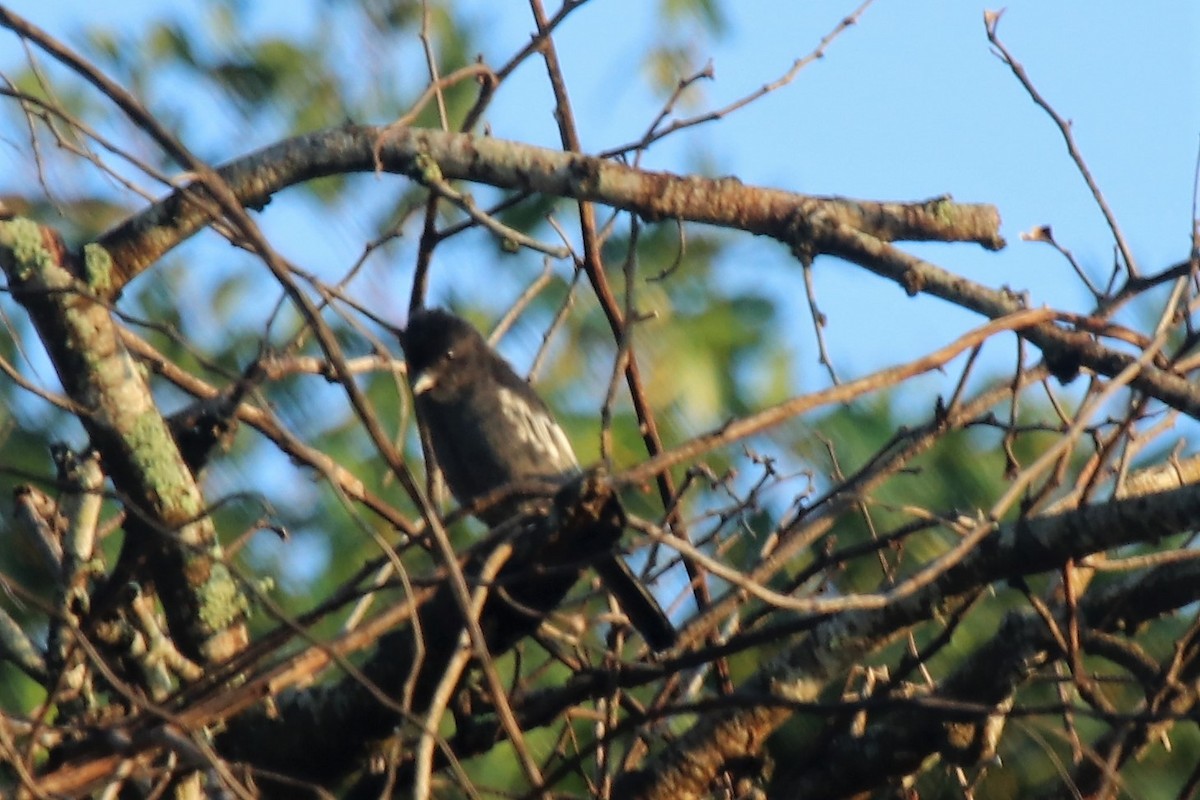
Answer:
(594, 555, 677, 651)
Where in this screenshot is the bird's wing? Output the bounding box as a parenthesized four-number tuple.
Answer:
(496, 385, 580, 474)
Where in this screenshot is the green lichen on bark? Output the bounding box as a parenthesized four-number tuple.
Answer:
(82, 242, 116, 295)
(197, 560, 249, 631)
(413, 151, 443, 183)
(925, 196, 955, 225)
(125, 412, 204, 518)
(1, 217, 57, 281)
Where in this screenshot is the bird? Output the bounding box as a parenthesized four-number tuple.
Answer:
(400, 307, 676, 650)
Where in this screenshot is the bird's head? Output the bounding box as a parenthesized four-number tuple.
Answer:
(400, 307, 487, 401)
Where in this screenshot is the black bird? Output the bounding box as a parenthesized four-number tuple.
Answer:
(400, 307, 676, 650)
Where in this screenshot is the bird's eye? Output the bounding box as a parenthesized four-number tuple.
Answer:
(444, 349, 456, 361)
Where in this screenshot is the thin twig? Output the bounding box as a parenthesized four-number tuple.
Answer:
(986, 10, 1140, 278)
(621, 308, 1053, 486)
(600, 0, 878, 159)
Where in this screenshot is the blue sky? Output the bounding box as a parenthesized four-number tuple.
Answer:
(9, 1, 1197, 378)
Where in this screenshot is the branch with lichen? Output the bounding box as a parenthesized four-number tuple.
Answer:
(0, 217, 249, 667)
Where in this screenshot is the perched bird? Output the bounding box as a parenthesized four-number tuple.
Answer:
(400, 307, 676, 650)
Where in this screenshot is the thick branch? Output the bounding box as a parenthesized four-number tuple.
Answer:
(775, 557, 1200, 797)
(92, 126, 1200, 430)
(628, 483, 1200, 800)
(811, 216, 1200, 419)
(95, 124, 1003, 294)
(0, 218, 248, 665)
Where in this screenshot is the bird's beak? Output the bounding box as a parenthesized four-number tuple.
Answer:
(411, 371, 437, 395)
